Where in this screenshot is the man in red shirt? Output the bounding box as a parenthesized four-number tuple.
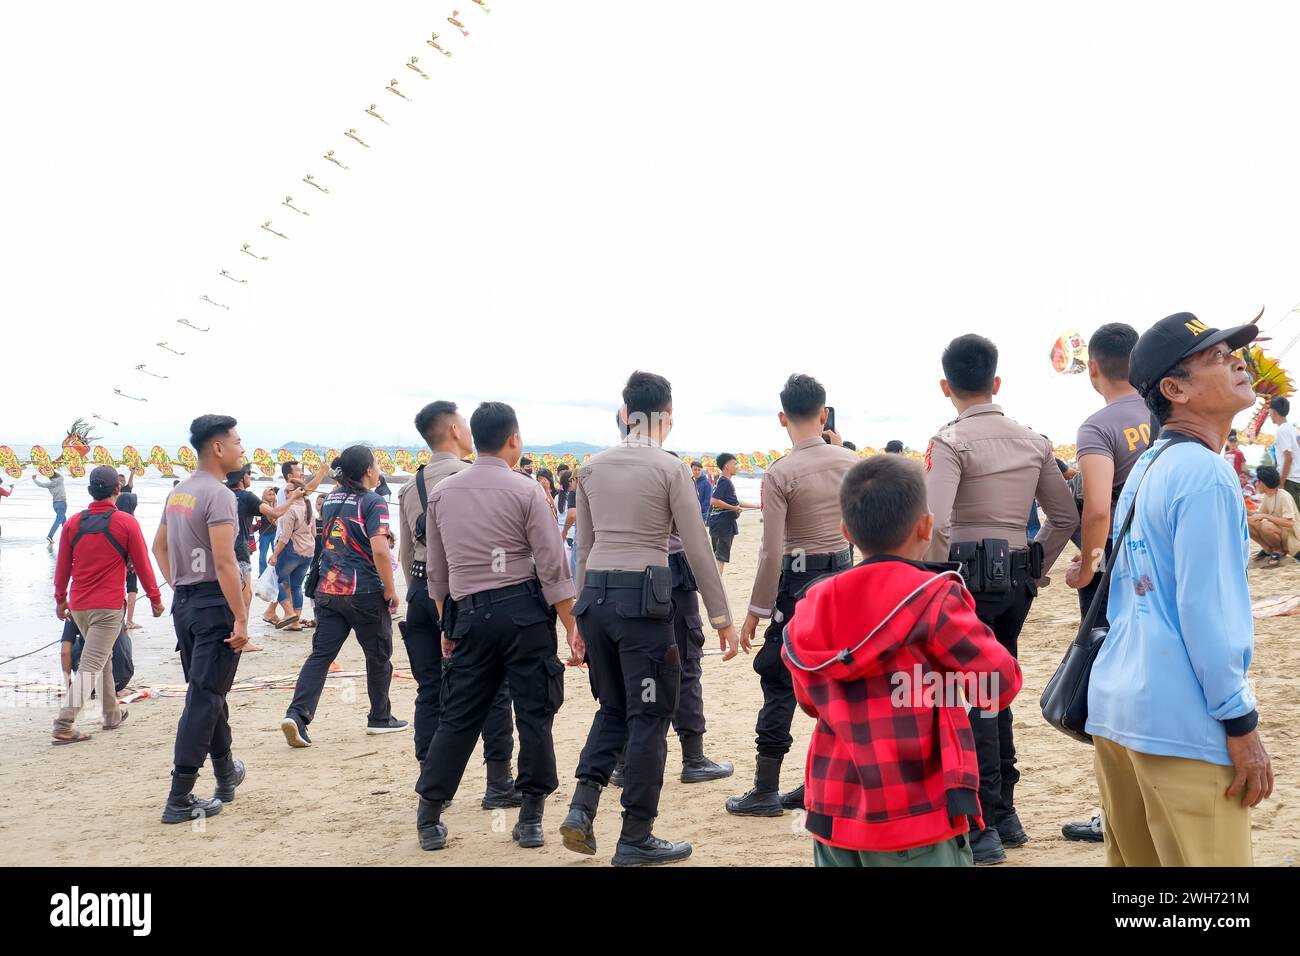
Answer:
(52, 465, 163, 744)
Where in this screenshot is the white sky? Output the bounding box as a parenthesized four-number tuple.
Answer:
(4, 0, 1300, 453)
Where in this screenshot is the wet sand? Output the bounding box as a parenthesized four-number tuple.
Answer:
(1, 510, 1296, 867)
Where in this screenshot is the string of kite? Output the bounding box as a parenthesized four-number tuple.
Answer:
(96, 7, 494, 424)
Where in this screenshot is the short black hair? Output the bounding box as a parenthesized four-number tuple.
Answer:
(840, 455, 928, 554)
(280, 460, 297, 479)
(520, 456, 533, 467)
(189, 414, 237, 455)
(690, 460, 703, 469)
(414, 400, 458, 447)
(622, 370, 672, 420)
(1144, 359, 1191, 425)
(779, 373, 826, 421)
(470, 402, 519, 453)
(225, 464, 250, 488)
(941, 334, 999, 397)
(1088, 323, 1139, 382)
(716, 452, 736, 472)
(1273, 397, 1291, 418)
(884, 440, 904, 454)
(842, 441, 857, 451)
(1257, 465, 1281, 489)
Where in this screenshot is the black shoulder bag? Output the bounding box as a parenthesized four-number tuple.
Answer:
(412, 464, 429, 545)
(303, 494, 351, 601)
(1040, 433, 1200, 743)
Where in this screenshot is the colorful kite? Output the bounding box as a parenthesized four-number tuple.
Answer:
(448, 13, 470, 37)
(1239, 342, 1295, 442)
(198, 295, 228, 310)
(303, 174, 330, 193)
(113, 388, 147, 402)
(282, 196, 310, 216)
(1049, 330, 1089, 375)
(178, 318, 210, 331)
(219, 269, 248, 282)
(135, 364, 168, 378)
(386, 78, 411, 100)
(260, 221, 289, 240)
(157, 341, 185, 356)
(365, 104, 390, 125)
(240, 243, 269, 261)
(472, 0, 491, 11)
(345, 128, 371, 147)
(406, 57, 430, 79)
(323, 149, 350, 170)
(427, 33, 453, 57)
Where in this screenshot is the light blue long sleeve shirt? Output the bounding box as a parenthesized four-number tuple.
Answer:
(1086, 437, 1256, 766)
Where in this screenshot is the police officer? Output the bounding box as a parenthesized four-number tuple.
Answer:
(726, 373, 858, 817)
(560, 371, 738, 866)
(923, 334, 1078, 864)
(607, 435, 733, 787)
(414, 402, 578, 852)
(398, 400, 521, 809)
(151, 414, 252, 824)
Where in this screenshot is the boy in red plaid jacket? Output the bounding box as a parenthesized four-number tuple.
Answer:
(782, 455, 1022, 866)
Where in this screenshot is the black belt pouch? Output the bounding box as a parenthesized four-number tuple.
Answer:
(980, 538, 1011, 593)
(640, 565, 674, 620)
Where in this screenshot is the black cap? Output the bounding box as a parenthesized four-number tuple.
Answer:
(1128, 313, 1258, 397)
(225, 463, 251, 488)
(88, 465, 120, 496)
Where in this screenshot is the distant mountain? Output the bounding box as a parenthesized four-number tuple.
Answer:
(275, 440, 610, 458)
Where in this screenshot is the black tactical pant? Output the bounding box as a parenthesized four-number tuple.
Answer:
(286, 590, 394, 727)
(671, 586, 707, 738)
(403, 584, 514, 765)
(415, 588, 563, 802)
(574, 583, 681, 822)
(752, 568, 833, 759)
(172, 582, 242, 770)
(971, 578, 1035, 825)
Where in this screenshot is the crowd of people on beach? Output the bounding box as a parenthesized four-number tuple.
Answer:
(34, 312, 1278, 867)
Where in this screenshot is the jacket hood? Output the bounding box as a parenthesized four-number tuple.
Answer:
(782, 556, 965, 682)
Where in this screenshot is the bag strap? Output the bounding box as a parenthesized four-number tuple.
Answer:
(71, 508, 129, 563)
(1076, 431, 1204, 637)
(414, 464, 429, 515)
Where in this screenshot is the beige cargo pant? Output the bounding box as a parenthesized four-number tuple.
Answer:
(53, 608, 125, 734)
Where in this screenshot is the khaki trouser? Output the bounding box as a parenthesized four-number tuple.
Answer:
(54, 608, 124, 734)
(1094, 735, 1252, 867)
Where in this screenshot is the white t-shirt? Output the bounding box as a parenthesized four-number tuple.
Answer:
(1274, 421, 1300, 479)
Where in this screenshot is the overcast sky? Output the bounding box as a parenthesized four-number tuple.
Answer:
(4, 1, 1299, 453)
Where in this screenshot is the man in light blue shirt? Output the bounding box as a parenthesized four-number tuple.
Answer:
(1087, 311, 1273, 866)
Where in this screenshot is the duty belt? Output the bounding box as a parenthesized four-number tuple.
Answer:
(459, 579, 541, 610)
(780, 548, 853, 574)
(582, 569, 645, 590)
(410, 560, 427, 580)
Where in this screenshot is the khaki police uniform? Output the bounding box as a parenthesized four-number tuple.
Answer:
(923, 403, 1078, 828)
(568, 435, 731, 850)
(397, 452, 515, 773)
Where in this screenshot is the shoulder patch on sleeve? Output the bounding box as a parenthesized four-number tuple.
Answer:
(924, 439, 934, 473)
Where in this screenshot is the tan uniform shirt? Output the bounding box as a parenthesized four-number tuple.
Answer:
(575, 437, 732, 628)
(424, 456, 575, 607)
(397, 451, 470, 591)
(923, 403, 1079, 569)
(748, 436, 859, 617)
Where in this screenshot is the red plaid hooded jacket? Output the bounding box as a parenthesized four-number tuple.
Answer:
(782, 555, 1022, 852)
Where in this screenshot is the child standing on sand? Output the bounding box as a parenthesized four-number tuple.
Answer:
(781, 455, 1022, 867)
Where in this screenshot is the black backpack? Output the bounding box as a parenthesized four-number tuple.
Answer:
(71, 508, 129, 563)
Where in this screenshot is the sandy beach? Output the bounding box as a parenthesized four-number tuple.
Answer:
(1, 511, 1296, 867)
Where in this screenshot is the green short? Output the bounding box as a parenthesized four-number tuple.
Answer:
(812, 834, 973, 867)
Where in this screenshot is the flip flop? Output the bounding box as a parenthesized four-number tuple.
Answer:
(274, 615, 300, 630)
(282, 624, 304, 632)
(103, 709, 129, 730)
(126, 623, 143, 630)
(300, 620, 316, 628)
(52, 731, 92, 745)
(1267, 554, 1281, 567)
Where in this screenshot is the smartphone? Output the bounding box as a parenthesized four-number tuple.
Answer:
(824, 405, 836, 441)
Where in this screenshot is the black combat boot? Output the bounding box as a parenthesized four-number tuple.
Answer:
(724, 755, 784, 816)
(995, 808, 1029, 848)
(970, 826, 1007, 866)
(679, 733, 734, 783)
(512, 794, 546, 849)
(160, 770, 223, 825)
(559, 779, 601, 856)
(417, 797, 448, 851)
(779, 783, 806, 810)
(481, 760, 524, 809)
(608, 761, 625, 788)
(611, 815, 692, 867)
(211, 753, 246, 804)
